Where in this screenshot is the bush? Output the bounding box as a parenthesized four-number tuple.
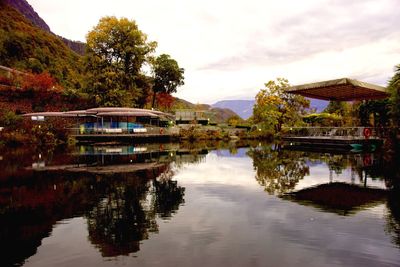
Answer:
(0, 111, 23, 129)
(0, 130, 29, 146)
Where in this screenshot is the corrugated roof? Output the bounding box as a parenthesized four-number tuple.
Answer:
(286, 78, 389, 101)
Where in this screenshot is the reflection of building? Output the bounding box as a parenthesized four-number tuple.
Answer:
(29, 144, 209, 173)
(175, 109, 212, 125)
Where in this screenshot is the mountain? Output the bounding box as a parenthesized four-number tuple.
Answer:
(0, 0, 83, 88)
(211, 98, 329, 119)
(308, 98, 328, 113)
(4, 0, 50, 32)
(174, 98, 239, 123)
(3, 0, 85, 55)
(212, 100, 255, 119)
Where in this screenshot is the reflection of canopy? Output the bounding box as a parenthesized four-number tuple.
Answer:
(286, 78, 389, 101)
(282, 182, 387, 215)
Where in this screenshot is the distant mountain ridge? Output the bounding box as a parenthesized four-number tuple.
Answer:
(4, 0, 86, 55)
(211, 98, 328, 120)
(212, 100, 255, 119)
(308, 99, 328, 113)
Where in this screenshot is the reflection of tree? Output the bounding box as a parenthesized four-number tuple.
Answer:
(248, 145, 309, 195)
(87, 177, 157, 257)
(325, 154, 348, 175)
(152, 179, 185, 219)
(385, 189, 400, 247)
(0, 171, 103, 267)
(0, 163, 185, 264)
(382, 152, 400, 248)
(86, 168, 185, 257)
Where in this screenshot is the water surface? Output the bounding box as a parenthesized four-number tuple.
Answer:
(1, 142, 400, 267)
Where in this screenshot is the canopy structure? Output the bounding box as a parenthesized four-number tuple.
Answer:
(286, 78, 389, 101)
(22, 107, 173, 119)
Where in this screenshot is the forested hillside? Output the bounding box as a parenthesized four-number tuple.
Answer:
(0, 0, 83, 89)
(3, 0, 86, 55)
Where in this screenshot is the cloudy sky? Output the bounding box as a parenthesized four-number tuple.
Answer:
(30, 0, 400, 104)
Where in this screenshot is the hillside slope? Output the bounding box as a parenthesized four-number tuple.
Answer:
(0, 1, 83, 88)
(3, 0, 85, 55)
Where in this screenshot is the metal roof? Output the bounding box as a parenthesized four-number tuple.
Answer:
(22, 107, 168, 118)
(22, 112, 76, 117)
(96, 111, 158, 117)
(286, 78, 389, 101)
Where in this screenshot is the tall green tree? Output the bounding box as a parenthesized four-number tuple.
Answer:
(252, 78, 309, 134)
(324, 101, 349, 116)
(85, 16, 157, 107)
(389, 64, 400, 127)
(151, 54, 184, 108)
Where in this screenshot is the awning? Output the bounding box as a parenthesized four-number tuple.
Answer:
(286, 78, 389, 101)
(21, 107, 169, 119)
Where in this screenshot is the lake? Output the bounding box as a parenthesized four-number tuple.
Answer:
(1, 141, 400, 267)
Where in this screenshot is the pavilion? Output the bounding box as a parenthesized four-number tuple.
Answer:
(22, 107, 179, 141)
(283, 78, 390, 149)
(286, 77, 388, 101)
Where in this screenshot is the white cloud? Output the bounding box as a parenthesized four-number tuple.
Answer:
(29, 0, 400, 104)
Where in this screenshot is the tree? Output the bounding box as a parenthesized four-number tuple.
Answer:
(22, 72, 61, 111)
(252, 78, 309, 134)
(323, 101, 353, 126)
(227, 115, 242, 127)
(151, 54, 184, 108)
(85, 16, 157, 107)
(357, 100, 390, 127)
(324, 101, 349, 116)
(389, 64, 400, 127)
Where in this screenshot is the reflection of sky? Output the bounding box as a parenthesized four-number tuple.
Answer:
(173, 152, 258, 188)
(22, 148, 400, 267)
(213, 148, 249, 158)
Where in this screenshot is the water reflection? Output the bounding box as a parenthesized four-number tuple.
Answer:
(0, 144, 191, 266)
(248, 144, 391, 197)
(86, 171, 184, 257)
(1, 141, 400, 266)
(247, 145, 310, 195)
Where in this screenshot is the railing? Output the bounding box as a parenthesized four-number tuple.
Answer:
(283, 127, 387, 139)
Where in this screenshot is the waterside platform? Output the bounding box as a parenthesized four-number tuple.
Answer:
(282, 127, 385, 149)
(282, 136, 383, 148)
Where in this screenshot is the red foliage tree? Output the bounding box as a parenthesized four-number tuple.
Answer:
(21, 72, 63, 111)
(156, 92, 175, 110)
(22, 71, 57, 92)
